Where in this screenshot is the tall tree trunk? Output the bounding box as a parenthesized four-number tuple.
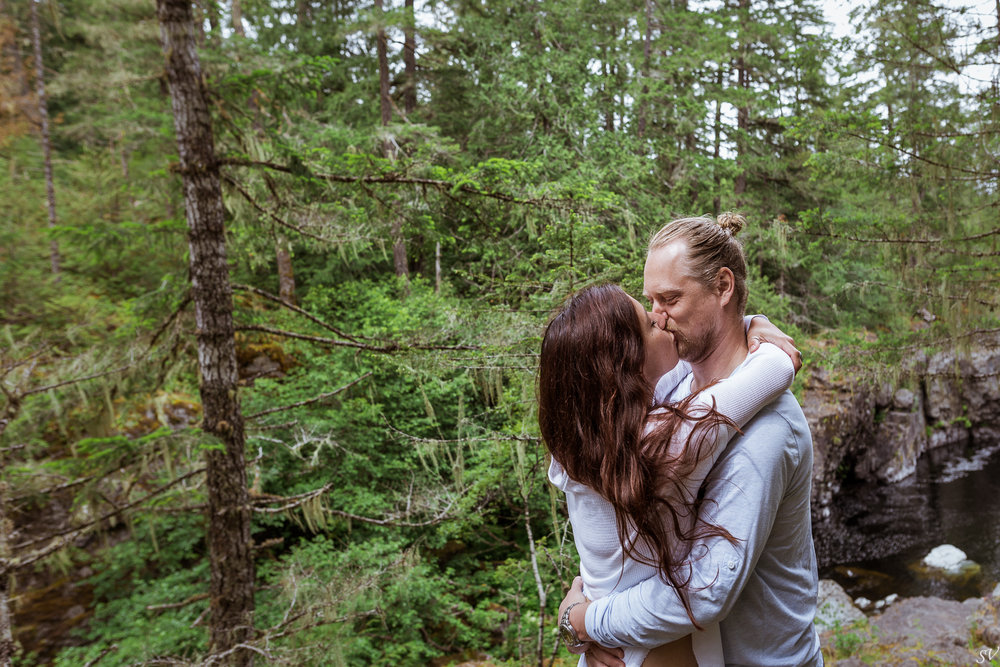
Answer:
(376, 0, 409, 278)
(602, 54, 614, 132)
(637, 0, 652, 140)
(231, 0, 245, 37)
(0, 401, 14, 667)
(155, 2, 255, 665)
(403, 0, 416, 116)
(276, 234, 296, 304)
(29, 0, 59, 277)
(733, 0, 750, 198)
(0, 424, 14, 667)
(205, 0, 221, 43)
(713, 67, 723, 217)
(296, 0, 311, 27)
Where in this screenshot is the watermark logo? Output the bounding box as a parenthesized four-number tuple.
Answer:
(976, 645, 1000, 664)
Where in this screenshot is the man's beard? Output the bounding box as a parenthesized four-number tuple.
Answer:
(673, 327, 712, 363)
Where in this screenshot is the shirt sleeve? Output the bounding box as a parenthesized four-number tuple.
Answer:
(586, 362, 798, 649)
(653, 360, 692, 404)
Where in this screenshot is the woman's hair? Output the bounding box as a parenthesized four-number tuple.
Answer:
(537, 284, 737, 627)
(648, 212, 749, 315)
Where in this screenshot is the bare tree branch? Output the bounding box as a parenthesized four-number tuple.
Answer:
(219, 157, 587, 211)
(146, 593, 210, 613)
(234, 324, 478, 353)
(232, 283, 361, 342)
(245, 373, 372, 420)
(11, 467, 206, 557)
(21, 364, 132, 398)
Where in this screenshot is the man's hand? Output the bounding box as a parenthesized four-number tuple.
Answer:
(557, 577, 625, 666)
(585, 643, 628, 667)
(747, 316, 802, 373)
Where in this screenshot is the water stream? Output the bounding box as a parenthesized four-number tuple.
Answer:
(815, 441, 1000, 603)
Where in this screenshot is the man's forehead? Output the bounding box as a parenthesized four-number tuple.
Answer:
(643, 242, 692, 290)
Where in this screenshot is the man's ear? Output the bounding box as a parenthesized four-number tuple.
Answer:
(716, 267, 736, 306)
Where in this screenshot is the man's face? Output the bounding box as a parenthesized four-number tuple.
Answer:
(642, 240, 723, 364)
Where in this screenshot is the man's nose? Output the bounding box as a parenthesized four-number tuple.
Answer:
(650, 311, 667, 330)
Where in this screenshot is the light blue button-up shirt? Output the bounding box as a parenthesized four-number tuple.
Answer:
(585, 381, 823, 667)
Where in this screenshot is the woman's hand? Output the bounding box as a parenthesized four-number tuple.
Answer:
(747, 316, 802, 373)
(557, 577, 626, 666)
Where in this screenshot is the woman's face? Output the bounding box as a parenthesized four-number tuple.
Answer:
(629, 296, 679, 386)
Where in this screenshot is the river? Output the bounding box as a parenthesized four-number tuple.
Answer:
(815, 441, 1000, 603)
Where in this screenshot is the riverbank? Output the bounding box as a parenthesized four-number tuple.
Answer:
(802, 329, 1000, 523)
(818, 580, 1000, 665)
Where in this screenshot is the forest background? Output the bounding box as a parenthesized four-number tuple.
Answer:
(0, 0, 998, 664)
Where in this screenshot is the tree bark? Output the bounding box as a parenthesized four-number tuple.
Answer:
(0, 434, 14, 667)
(29, 0, 59, 277)
(636, 0, 652, 140)
(713, 67, 723, 217)
(0, 399, 15, 667)
(376, 0, 409, 278)
(276, 234, 296, 305)
(733, 0, 750, 198)
(376, 0, 392, 141)
(155, 1, 255, 664)
(403, 0, 416, 116)
(231, 0, 245, 37)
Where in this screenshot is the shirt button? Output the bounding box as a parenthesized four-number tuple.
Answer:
(727, 560, 737, 570)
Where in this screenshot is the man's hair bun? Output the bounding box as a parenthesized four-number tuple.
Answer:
(717, 211, 746, 236)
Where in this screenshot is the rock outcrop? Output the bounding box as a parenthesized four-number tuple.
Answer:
(803, 331, 1000, 520)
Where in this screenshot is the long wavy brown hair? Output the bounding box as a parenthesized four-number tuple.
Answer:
(538, 284, 738, 627)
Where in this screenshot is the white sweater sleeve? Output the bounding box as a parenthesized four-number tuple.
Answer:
(654, 342, 794, 505)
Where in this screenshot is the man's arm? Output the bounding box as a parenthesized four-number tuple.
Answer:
(566, 407, 800, 652)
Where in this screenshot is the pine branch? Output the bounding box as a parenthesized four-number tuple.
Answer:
(245, 372, 372, 420)
(232, 283, 362, 342)
(841, 130, 1000, 178)
(10, 467, 206, 558)
(21, 364, 132, 398)
(146, 593, 210, 613)
(222, 174, 329, 243)
(251, 483, 333, 513)
(803, 225, 1000, 247)
(234, 324, 478, 353)
(148, 292, 192, 350)
(384, 421, 539, 444)
(219, 157, 585, 211)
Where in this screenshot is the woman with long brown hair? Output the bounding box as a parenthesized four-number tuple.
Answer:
(539, 284, 795, 666)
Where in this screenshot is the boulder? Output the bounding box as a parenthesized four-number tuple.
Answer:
(870, 596, 983, 665)
(815, 579, 866, 628)
(910, 545, 982, 586)
(923, 545, 968, 572)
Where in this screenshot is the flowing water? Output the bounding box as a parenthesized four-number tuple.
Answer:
(815, 442, 1000, 603)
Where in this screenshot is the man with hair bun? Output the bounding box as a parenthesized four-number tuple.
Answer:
(558, 214, 822, 666)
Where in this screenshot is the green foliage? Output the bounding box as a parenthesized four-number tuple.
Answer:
(2, 0, 998, 664)
(52, 516, 209, 667)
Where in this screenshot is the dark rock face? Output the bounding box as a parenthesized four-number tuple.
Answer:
(804, 332, 1000, 520)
